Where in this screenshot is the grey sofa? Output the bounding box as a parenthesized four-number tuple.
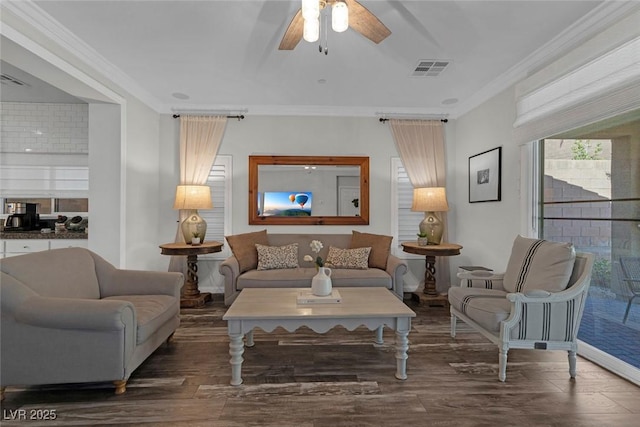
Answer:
(220, 233, 407, 306)
(0, 247, 183, 399)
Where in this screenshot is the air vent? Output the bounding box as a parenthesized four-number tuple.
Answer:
(411, 60, 449, 77)
(0, 74, 29, 87)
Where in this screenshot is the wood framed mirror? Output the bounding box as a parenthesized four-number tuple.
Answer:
(249, 155, 369, 225)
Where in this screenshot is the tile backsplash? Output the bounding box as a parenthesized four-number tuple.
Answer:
(0, 102, 88, 154)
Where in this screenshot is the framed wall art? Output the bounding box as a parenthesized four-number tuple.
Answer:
(468, 146, 502, 203)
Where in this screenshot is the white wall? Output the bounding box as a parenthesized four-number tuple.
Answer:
(122, 98, 163, 270)
(88, 103, 121, 266)
(157, 115, 455, 293)
(451, 87, 522, 273)
(158, 115, 405, 237)
(449, 8, 640, 275)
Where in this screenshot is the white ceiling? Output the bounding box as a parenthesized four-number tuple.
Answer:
(4, 1, 634, 118)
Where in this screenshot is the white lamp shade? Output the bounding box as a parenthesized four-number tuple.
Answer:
(301, 0, 320, 20)
(411, 187, 449, 212)
(303, 17, 320, 42)
(173, 185, 212, 210)
(332, 1, 349, 33)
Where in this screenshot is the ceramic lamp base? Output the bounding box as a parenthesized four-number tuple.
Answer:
(419, 211, 443, 245)
(181, 210, 207, 244)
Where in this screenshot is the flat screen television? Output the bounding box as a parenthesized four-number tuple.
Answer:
(260, 192, 312, 217)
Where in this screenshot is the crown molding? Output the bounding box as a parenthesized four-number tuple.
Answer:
(2, 0, 163, 111)
(454, 1, 640, 119)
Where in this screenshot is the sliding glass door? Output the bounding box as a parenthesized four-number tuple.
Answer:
(540, 112, 640, 371)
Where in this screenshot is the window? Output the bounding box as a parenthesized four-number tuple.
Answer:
(199, 155, 232, 259)
(2, 197, 89, 215)
(537, 116, 640, 378)
(390, 158, 424, 256)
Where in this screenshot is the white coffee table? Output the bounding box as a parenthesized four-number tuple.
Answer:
(222, 287, 416, 385)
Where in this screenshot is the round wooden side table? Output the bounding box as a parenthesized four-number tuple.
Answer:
(401, 242, 463, 307)
(159, 241, 223, 308)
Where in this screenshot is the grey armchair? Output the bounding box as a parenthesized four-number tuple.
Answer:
(1, 247, 183, 399)
(449, 236, 594, 381)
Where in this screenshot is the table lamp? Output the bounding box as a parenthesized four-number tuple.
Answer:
(173, 185, 213, 244)
(411, 187, 449, 245)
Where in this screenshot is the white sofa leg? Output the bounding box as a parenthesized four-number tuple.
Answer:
(498, 348, 508, 382)
(450, 314, 457, 338)
(568, 350, 577, 378)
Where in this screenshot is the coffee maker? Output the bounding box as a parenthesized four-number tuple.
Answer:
(4, 203, 40, 231)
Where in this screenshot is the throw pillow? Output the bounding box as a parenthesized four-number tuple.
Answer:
(503, 235, 576, 293)
(225, 230, 269, 273)
(325, 246, 371, 269)
(350, 230, 392, 270)
(255, 243, 299, 270)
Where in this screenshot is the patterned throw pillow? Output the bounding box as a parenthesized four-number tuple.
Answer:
(255, 243, 299, 270)
(503, 235, 576, 293)
(325, 246, 371, 269)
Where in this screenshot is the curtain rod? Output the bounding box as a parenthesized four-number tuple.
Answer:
(172, 114, 245, 121)
(379, 117, 448, 123)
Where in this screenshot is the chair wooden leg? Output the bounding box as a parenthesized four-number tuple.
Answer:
(113, 380, 127, 395)
(568, 350, 577, 378)
(166, 332, 175, 345)
(1, 386, 5, 401)
(498, 348, 508, 382)
(450, 314, 457, 338)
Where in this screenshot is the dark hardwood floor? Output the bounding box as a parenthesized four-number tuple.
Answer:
(2, 295, 639, 426)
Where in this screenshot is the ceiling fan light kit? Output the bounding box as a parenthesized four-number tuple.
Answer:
(303, 15, 320, 42)
(302, 0, 320, 20)
(279, 0, 391, 51)
(331, 1, 349, 33)
(302, 0, 348, 43)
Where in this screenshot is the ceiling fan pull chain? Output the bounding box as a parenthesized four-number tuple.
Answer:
(318, 9, 324, 53)
(323, 9, 329, 55)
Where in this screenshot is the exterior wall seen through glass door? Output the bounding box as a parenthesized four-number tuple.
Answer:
(541, 117, 640, 371)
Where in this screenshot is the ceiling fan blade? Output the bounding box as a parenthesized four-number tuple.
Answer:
(345, 0, 391, 44)
(279, 9, 304, 50)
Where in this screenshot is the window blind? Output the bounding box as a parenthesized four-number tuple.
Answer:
(391, 158, 424, 255)
(0, 165, 88, 197)
(200, 155, 232, 258)
(514, 35, 640, 144)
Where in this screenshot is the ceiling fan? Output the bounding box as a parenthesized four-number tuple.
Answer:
(279, 0, 391, 51)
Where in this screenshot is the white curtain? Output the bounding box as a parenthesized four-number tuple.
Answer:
(390, 120, 446, 188)
(169, 115, 228, 273)
(389, 119, 451, 290)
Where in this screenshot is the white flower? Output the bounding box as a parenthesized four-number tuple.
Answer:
(310, 240, 323, 254)
(306, 240, 325, 268)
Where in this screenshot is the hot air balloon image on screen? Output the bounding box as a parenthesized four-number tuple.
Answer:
(294, 193, 308, 208)
(261, 191, 312, 216)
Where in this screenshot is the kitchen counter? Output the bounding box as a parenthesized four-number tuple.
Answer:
(0, 231, 88, 240)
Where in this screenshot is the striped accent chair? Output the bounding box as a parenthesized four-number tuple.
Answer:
(449, 235, 595, 381)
